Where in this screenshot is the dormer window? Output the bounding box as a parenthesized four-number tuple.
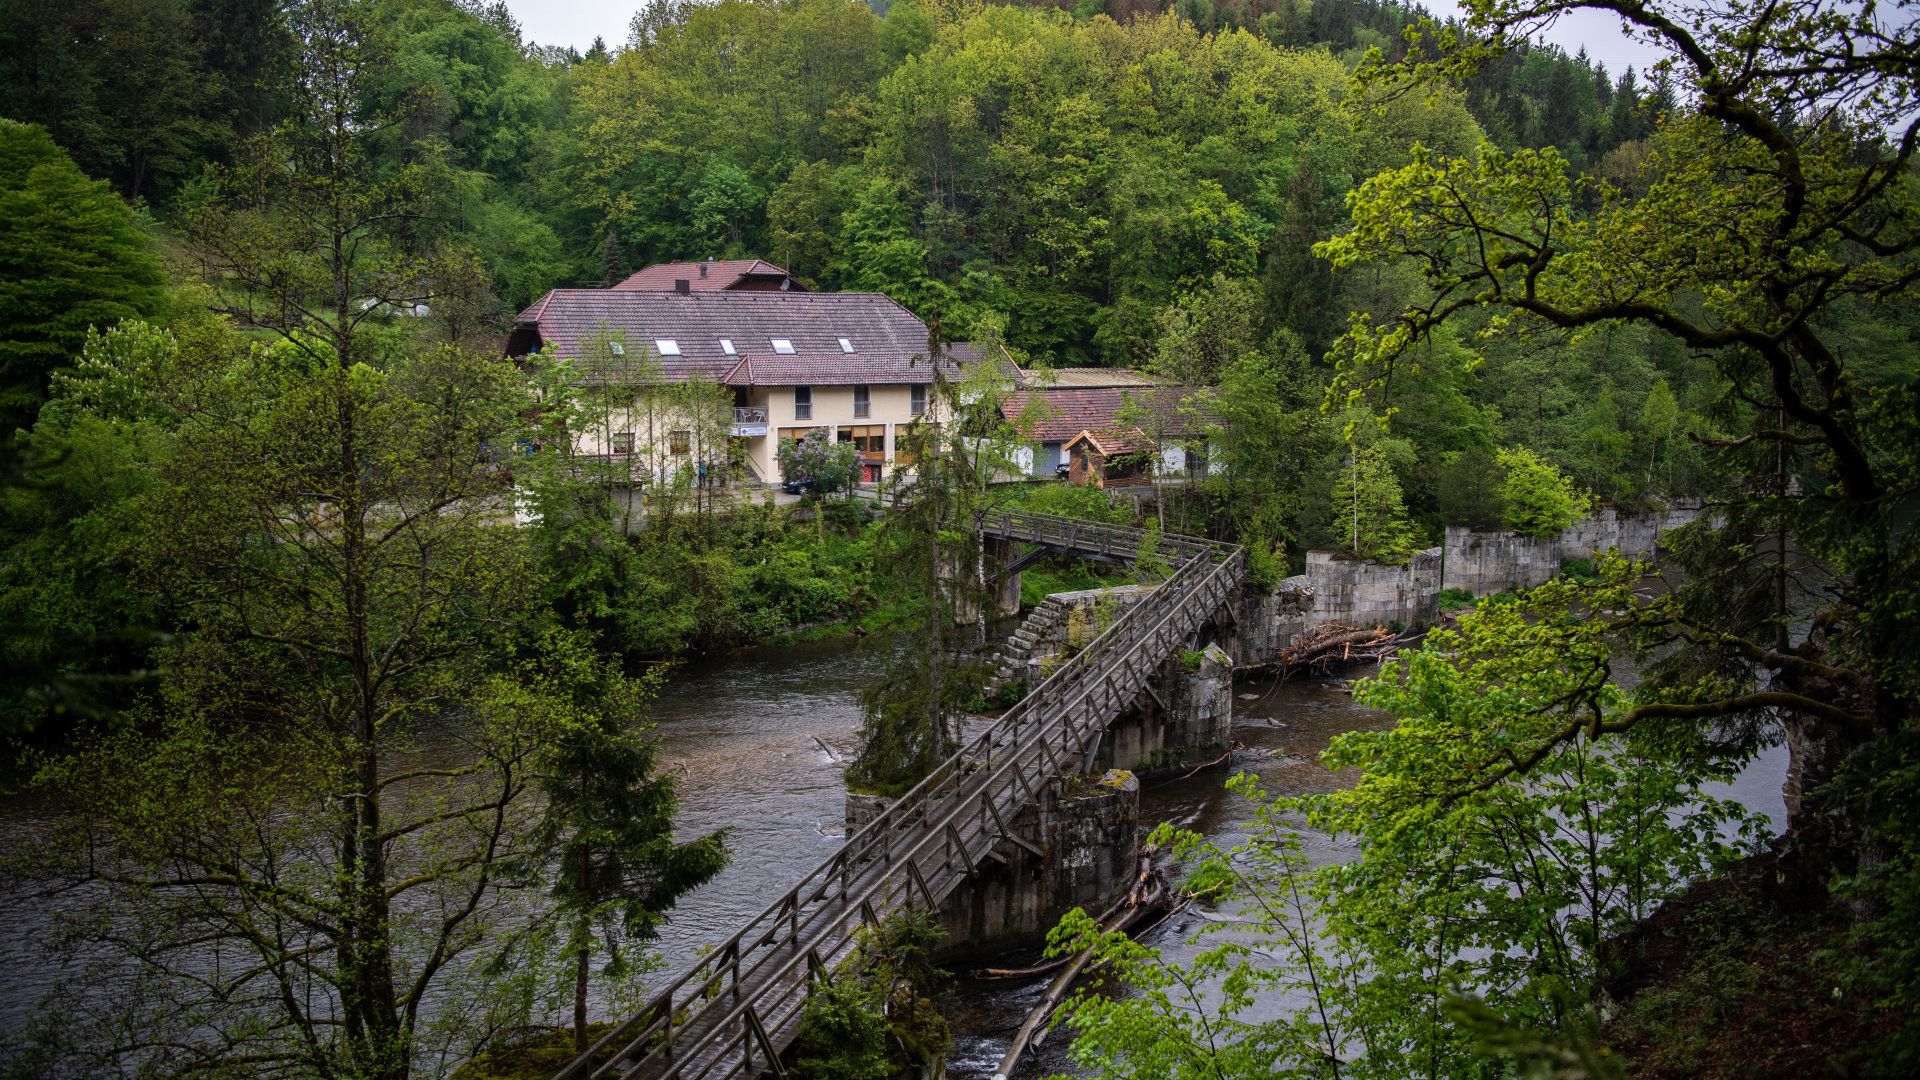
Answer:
(838, 337, 855, 353)
(770, 338, 795, 354)
(720, 338, 736, 355)
(609, 341, 625, 357)
(655, 339, 681, 356)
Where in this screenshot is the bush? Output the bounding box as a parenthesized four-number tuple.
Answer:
(788, 907, 949, 1080)
(1329, 445, 1425, 564)
(1003, 481, 1134, 523)
(1437, 587, 1477, 612)
(1560, 556, 1596, 581)
(777, 430, 859, 494)
(1496, 446, 1592, 537)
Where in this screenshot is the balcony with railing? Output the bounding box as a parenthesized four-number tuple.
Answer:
(730, 406, 769, 436)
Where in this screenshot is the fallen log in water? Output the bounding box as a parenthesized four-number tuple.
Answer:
(991, 852, 1168, 1079)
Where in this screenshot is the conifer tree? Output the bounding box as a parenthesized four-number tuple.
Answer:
(0, 121, 165, 433)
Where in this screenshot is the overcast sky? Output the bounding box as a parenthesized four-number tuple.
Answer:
(503, 0, 1669, 78)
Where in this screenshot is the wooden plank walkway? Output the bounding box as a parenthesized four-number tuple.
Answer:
(556, 511, 1244, 1080)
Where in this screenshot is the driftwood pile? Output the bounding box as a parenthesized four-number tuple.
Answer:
(984, 851, 1172, 1079)
(1269, 623, 1420, 676)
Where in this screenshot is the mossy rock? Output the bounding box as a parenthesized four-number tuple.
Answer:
(450, 1024, 619, 1080)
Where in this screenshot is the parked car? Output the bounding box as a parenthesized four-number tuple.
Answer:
(782, 476, 818, 495)
(1054, 462, 1072, 481)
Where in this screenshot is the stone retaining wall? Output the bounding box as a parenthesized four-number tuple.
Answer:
(989, 584, 1158, 690)
(1234, 504, 1704, 669)
(1442, 503, 1704, 595)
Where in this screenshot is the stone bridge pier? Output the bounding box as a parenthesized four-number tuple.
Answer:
(844, 640, 1234, 954)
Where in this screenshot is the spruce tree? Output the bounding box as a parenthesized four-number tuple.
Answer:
(0, 121, 165, 433)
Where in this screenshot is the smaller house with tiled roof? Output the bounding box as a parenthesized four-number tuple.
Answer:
(508, 261, 965, 486)
(1000, 373, 1206, 486)
(608, 259, 807, 293)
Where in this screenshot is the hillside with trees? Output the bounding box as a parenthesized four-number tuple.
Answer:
(0, 0, 1915, 1077)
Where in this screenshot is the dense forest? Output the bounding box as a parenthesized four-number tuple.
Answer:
(2, 0, 1917, 1077)
(2, 0, 1734, 669)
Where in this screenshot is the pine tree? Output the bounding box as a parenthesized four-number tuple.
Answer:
(0, 121, 165, 433)
(519, 634, 728, 1053)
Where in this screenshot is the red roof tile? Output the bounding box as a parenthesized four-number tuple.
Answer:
(1065, 427, 1157, 457)
(511, 290, 957, 386)
(610, 259, 802, 291)
(1002, 386, 1193, 443)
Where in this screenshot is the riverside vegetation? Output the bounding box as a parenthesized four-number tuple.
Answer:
(0, 0, 1915, 1077)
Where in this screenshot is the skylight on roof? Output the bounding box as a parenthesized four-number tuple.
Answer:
(609, 341, 625, 356)
(770, 338, 796, 355)
(655, 339, 681, 356)
(720, 338, 736, 355)
(838, 337, 855, 353)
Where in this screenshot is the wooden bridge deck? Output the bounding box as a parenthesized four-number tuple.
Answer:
(556, 511, 1244, 1080)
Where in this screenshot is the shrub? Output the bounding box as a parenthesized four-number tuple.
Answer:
(1437, 587, 1477, 612)
(1005, 481, 1134, 523)
(1496, 446, 1592, 537)
(1560, 556, 1597, 581)
(777, 430, 859, 494)
(1329, 445, 1425, 564)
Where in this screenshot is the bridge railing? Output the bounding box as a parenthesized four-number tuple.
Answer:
(559, 513, 1242, 1080)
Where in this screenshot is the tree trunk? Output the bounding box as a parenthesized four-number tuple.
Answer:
(574, 922, 591, 1053)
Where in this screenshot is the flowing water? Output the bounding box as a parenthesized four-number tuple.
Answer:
(0, 634, 1788, 1073)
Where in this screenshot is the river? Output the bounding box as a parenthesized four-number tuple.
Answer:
(0, 635, 1788, 1074)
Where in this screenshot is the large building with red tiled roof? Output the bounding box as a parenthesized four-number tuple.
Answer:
(508, 263, 964, 486)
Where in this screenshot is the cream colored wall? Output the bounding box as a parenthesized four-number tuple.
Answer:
(573, 383, 929, 486)
(763, 382, 927, 483)
(572, 399, 727, 487)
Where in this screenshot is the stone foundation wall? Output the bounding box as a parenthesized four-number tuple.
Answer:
(989, 584, 1158, 689)
(1442, 503, 1704, 595)
(1102, 644, 1234, 771)
(1234, 504, 1703, 669)
(1300, 547, 1443, 630)
(847, 772, 1141, 954)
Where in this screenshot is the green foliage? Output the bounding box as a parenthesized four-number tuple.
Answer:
(847, 348, 1021, 796)
(1019, 557, 1118, 608)
(1054, 564, 1768, 1078)
(0, 121, 166, 432)
(1436, 586, 1477, 612)
(790, 906, 949, 1080)
(777, 429, 860, 495)
(1129, 518, 1173, 583)
(789, 979, 894, 1080)
(1496, 446, 1592, 537)
(1328, 444, 1424, 563)
(1559, 556, 1596, 581)
(1001, 480, 1134, 524)
(513, 631, 729, 1051)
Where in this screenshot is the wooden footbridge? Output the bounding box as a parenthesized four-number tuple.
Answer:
(556, 511, 1243, 1080)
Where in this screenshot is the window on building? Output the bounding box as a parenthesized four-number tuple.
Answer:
(794, 385, 812, 420)
(909, 384, 926, 416)
(719, 338, 736, 355)
(853, 384, 870, 418)
(608, 341, 625, 357)
(837, 425, 885, 455)
(770, 338, 795, 354)
(670, 430, 690, 455)
(610, 432, 634, 455)
(838, 337, 855, 353)
(655, 339, 681, 356)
